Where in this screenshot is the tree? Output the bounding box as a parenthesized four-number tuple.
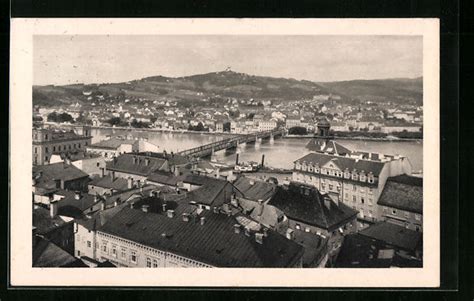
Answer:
(288, 126, 308, 135)
(223, 121, 231, 132)
(107, 117, 122, 126)
(47, 111, 74, 123)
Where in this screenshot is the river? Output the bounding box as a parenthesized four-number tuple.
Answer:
(91, 129, 423, 172)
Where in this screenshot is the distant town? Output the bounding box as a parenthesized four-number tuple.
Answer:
(33, 70, 423, 140)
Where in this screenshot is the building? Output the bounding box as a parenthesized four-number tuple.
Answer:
(86, 138, 139, 160)
(258, 120, 277, 132)
(49, 152, 106, 176)
(33, 235, 87, 267)
(33, 126, 92, 165)
(377, 175, 423, 232)
(285, 117, 301, 129)
(294, 121, 412, 228)
(93, 205, 304, 267)
(266, 183, 358, 259)
(33, 162, 90, 203)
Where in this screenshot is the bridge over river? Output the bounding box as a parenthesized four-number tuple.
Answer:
(177, 129, 285, 158)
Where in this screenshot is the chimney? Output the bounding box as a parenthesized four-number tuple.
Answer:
(110, 171, 116, 181)
(127, 177, 133, 189)
(54, 179, 61, 189)
(213, 206, 219, 214)
(200, 216, 206, 225)
(182, 213, 190, 222)
(142, 205, 149, 213)
(235, 153, 239, 165)
(167, 209, 175, 218)
(132, 156, 137, 164)
(261, 154, 265, 168)
(249, 179, 255, 186)
(130, 202, 135, 209)
(286, 228, 294, 240)
(162, 203, 167, 212)
(74, 191, 81, 200)
(100, 200, 106, 211)
(100, 168, 105, 178)
(244, 227, 251, 237)
(234, 224, 241, 234)
(263, 227, 269, 237)
(256, 198, 265, 215)
(145, 158, 150, 166)
(114, 200, 118, 207)
(50, 200, 58, 218)
(255, 232, 264, 244)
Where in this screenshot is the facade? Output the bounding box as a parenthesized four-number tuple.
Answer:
(33, 126, 92, 165)
(258, 120, 277, 132)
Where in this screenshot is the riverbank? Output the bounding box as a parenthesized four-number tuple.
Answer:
(284, 134, 422, 142)
(90, 126, 237, 136)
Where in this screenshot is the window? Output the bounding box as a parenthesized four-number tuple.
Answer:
(361, 197, 365, 204)
(415, 226, 420, 232)
(85, 142, 88, 146)
(77, 250, 80, 256)
(112, 245, 117, 257)
(130, 251, 137, 264)
(58, 146, 61, 151)
(69, 145, 72, 150)
(353, 185, 357, 191)
(45, 147, 49, 153)
(87, 241, 91, 248)
(146, 257, 152, 267)
(34, 134, 38, 140)
(34, 147, 37, 154)
(295, 224, 301, 230)
(415, 214, 421, 221)
(121, 248, 127, 259)
(368, 198, 373, 206)
(353, 195, 357, 203)
(321, 183, 326, 191)
(305, 227, 310, 233)
(45, 134, 48, 140)
(392, 209, 397, 215)
(45, 156, 48, 161)
(102, 243, 107, 253)
(73, 143, 76, 148)
(53, 146, 56, 152)
(369, 188, 373, 195)
(404, 212, 410, 218)
(329, 184, 333, 190)
(97, 162, 100, 167)
(153, 259, 158, 268)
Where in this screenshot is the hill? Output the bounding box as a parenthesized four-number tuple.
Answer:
(33, 71, 423, 107)
(317, 77, 422, 104)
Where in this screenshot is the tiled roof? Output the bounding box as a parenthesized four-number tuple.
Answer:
(378, 175, 422, 213)
(183, 179, 239, 207)
(292, 230, 328, 267)
(55, 190, 100, 218)
(135, 152, 189, 166)
(147, 171, 182, 186)
(33, 236, 85, 267)
(233, 177, 277, 201)
(33, 163, 89, 192)
(295, 152, 386, 176)
(359, 222, 422, 252)
(89, 176, 129, 191)
(33, 206, 69, 234)
(106, 153, 167, 176)
(99, 207, 304, 267)
(268, 184, 358, 232)
(88, 138, 138, 150)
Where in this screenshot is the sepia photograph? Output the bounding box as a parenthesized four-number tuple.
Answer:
(10, 18, 439, 287)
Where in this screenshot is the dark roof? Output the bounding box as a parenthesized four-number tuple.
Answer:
(233, 177, 277, 202)
(184, 179, 239, 207)
(306, 139, 353, 155)
(292, 230, 328, 267)
(88, 138, 138, 150)
(295, 152, 386, 176)
(102, 185, 158, 208)
(55, 190, 100, 218)
(89, 176, 129, 191)
(317, 118, 330, 127)
(135, 152, 189, 166)
(182, 174, 224, 186)
(33, 206, 69, 234)
(99, 207, 304, 267)
(106, 153, 167, 176)
(268, 184, 358, 231)
(76, 202, 130, 231)
(359, 222, 422, 252)
(60, 151, 102, 161)
(33, 163, 89, 191)
(378, 175, 423, 213)
(147, 170, 182, 186)
(33, 236, 80, 267)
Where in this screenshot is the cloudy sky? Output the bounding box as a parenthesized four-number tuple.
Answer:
(33, 35, 422, 85)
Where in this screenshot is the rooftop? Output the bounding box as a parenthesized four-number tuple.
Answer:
(268, 183, 358, 232)
(233, 177, 277, 202)
(88, 138, 138, 150)
(106, 153, 167, 177)
(33, 236, 86, 267)
(99, 207, 304, 267)
(378, 174, 423, 214)
(33, 162, 89, 192)
(359, 222, 422, 252)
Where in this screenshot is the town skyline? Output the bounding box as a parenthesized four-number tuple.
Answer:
(34, 35, 423, 86)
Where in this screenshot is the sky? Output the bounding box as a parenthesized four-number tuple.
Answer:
(33, 35, 422, 86)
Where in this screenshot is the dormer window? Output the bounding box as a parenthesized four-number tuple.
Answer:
(344, 171, 350, 178)
(295, 162, 301, 170)
(315, 168, 320, 173)
(301, 163, 307, 171)
(360, 172, 366, 182)
(368, 174, 374, 183)
(352, 172, 358, 181)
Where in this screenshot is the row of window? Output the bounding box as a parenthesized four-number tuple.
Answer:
(343, 194, 374, 206)
(383, 207, 422, 220)
(295, 164, 376, 183)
